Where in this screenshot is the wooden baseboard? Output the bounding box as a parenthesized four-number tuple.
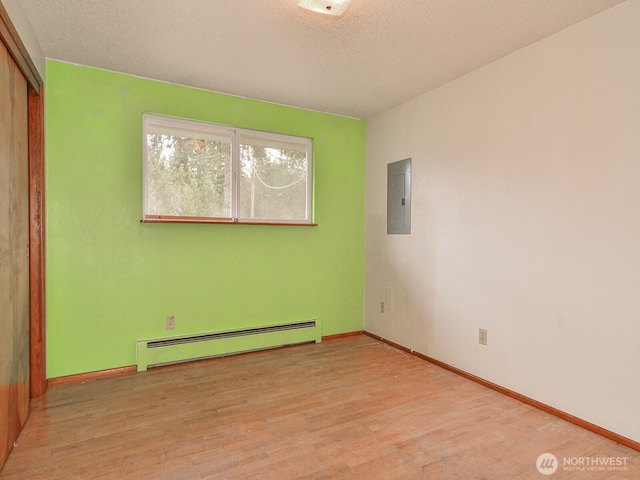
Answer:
(46, 333, 365, 385)
(364, 331, 640, 453)
(47, 333, 364, 385)
(48, 366, 137, 386)
(322, 331, 363, 341)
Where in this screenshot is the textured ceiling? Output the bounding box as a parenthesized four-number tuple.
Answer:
(20, 0, 625, 119)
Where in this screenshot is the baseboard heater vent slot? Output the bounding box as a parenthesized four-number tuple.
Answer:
(136, 319, 321, 371)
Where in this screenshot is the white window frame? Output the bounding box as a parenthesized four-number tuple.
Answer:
(142, 113, 314, 225)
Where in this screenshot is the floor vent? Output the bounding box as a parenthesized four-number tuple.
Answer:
(136, 319, 321, 371)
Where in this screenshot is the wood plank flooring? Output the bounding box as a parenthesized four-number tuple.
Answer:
(1, 336, 637, 479)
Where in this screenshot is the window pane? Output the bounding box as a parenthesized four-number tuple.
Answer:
(143, 114, 313, 225)
(239, 135, 309, 221)
(146, 132, 232, 217)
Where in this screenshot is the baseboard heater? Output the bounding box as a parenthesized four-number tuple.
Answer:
(136, 319, 321, 372)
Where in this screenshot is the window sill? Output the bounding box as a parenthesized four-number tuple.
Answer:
(141, 216, 317, 227)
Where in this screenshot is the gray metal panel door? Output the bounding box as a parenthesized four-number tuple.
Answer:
(387, 158, 411, 234)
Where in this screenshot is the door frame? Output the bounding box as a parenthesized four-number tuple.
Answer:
(0, 2, 46, 397)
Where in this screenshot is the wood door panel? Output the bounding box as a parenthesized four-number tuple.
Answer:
(0, 37, 30, 468)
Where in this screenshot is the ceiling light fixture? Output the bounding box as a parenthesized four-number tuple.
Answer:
(297, 0, 353, 17)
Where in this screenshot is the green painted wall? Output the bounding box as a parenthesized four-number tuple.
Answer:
(45, 61, 366, 378)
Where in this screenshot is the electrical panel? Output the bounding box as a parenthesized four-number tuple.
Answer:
(387, 158, 411, 234)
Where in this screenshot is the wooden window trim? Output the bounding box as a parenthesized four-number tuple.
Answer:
(141, 215, 317, 226)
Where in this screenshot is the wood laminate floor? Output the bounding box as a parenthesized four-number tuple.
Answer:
(1, 335, 637, 479)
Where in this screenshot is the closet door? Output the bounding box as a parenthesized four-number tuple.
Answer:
(0, 37, 30, 468)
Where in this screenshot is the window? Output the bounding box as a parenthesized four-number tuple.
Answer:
(142, 114, 313, 225)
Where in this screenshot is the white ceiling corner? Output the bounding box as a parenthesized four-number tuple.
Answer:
(19, 0, 626, 119)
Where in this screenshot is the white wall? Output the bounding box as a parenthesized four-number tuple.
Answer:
(1, 0, 45, 80)
(365, 0, 640, 442)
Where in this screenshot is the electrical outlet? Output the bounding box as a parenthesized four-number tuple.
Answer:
(380, 301, 385, 313)
(166, 315, 175, 330)
(479, 328, 487, 345)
